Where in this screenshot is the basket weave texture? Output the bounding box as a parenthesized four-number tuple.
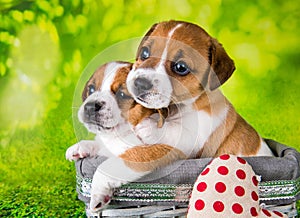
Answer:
(75, 139, 300, 217)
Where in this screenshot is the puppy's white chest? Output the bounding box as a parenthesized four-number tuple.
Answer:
(158, 106, 228, 157)
(96, 125, 142, 157)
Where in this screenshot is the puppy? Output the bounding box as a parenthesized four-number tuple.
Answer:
(126, 20, 273, 157)
(66, 61, 184, 211)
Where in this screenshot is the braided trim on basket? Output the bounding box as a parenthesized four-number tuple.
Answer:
(76, 174, 300, 202)
(258, 177, 300, 201)
(113, 183, 192, 202)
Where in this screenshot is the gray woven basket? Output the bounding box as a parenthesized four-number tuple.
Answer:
(75, 139, 300, 217)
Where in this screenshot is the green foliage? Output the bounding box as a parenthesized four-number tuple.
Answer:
(0, 183, 85, 217)
(0, 0, 299, 216)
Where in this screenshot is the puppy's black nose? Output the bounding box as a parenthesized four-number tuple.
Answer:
(134, 77, 153, 91)
(84, 101, 104, 116)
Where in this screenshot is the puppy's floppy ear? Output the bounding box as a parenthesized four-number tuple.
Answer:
(206, 38, 235, 90)
(144, 23, 158, 37)
(157, 108, 169, 128)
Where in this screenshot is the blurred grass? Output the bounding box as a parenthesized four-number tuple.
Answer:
(0, 0, 299, 216)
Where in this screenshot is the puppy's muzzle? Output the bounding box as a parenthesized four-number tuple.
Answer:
(84, 101, 105, 119)
(127, 68, 173, 108)
(134, 77, 153, 93)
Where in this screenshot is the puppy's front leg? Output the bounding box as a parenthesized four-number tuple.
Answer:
(90, 143, 185, 211)
(65, 140, 101, 161)
(90, 157, 149, 211)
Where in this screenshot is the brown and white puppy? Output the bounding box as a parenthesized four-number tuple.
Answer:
(126, 20, 273, 157)
(66, 61, 184, 211)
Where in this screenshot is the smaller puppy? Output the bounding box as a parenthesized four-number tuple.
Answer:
(127, 20, 274, 157)
(66, 61, 183, 211)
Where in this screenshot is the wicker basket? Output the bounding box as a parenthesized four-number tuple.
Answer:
(75, 139, 300, 217)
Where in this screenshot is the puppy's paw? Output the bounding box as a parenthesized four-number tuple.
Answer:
(65, 140, 100, 161)
(90, 194, 111, 211)
(89, 169, 123, 211)
(135, 117, 163, 144)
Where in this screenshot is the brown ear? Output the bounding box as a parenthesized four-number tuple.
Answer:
(156, 108, 169, 128)
(206, 38, 235, 90)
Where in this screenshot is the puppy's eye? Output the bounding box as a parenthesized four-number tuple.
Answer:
(88, 84, 96, 95)
(116, 89, 132, 100)
(172, 61, 190, 76)
(140, 47, 150, 61)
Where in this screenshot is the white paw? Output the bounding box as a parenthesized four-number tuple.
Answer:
(65, 140, 100, 161)
(135, 117, 164, 144)
(89, 169, 123, 211)
(89, 193, 111, 211)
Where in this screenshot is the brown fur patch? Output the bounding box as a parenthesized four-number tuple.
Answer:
(157, 108, 169, 128)
(198, 102, 261, 157)
(82, 64, 107, 101)
(205, 38, 235, 90)
(110, 63, 132, 93)
(119, 144, 186, 172)
(215, 111, 261, 156)
(127, 104, 154, 126)
(193, 90, 228, 115)
(193, 92, 212, 114)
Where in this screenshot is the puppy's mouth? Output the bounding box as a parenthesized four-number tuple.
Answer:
(85, 120, 113, 130)
(135, 91, 170, 109)
(83, 113, 116, 131)
(137, 92, 161, 103)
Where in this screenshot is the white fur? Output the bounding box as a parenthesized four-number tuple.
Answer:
(135, 104, 229, 158)
(66, 140, 101, 161)
(257, 139, 274, 156)
(77, 90, 122, 134)
(95, 122, 142, 157)
(157, 23, 182, 69)
(101, 62, 126, 91)
(126, 67, 172, 108)
(90, 157, 150, 210)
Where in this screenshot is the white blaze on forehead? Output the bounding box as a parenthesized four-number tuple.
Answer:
(157, 23, 183, 69)
(101, 62, 129, 92)
(126, 24, 184, 109)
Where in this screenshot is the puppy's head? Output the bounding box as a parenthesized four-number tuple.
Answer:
(78, 61, 164, 134)
(126, 20, 235, 109)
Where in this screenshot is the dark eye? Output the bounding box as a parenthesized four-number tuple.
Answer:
(172, 61, 190, 76)
(140, 47, 150, 61)
(116, 89, 132, 100)
(88, 84, 96, 95)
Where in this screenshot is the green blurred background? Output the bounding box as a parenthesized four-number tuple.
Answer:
(0, 0, 299, 216)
